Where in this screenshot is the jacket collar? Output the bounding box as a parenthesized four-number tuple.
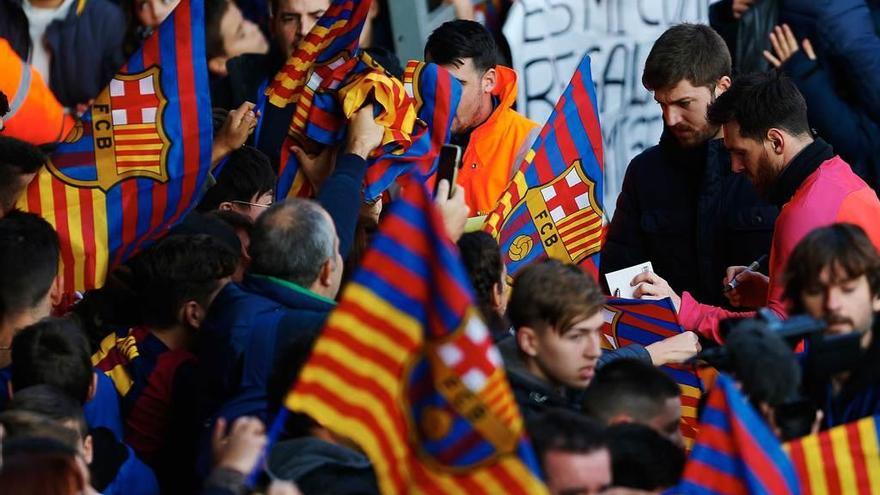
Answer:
(768, 138, 834, 208)
(242, 273, 336, 310)
(658, 127, 727, 174)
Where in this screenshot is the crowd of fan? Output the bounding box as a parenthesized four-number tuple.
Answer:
(1, 0, 880, 494)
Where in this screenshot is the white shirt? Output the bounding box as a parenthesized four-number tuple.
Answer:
(22, 0, 76, 82)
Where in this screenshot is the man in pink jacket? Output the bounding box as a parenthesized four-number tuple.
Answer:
(631, 71, 880, 343)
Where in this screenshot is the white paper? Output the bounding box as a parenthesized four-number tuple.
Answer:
(605, 261, 653, 299)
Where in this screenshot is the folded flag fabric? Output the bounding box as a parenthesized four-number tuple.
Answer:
(283, 175, 548, 494)
(785, 414, 880, 494)
(602, 297, 702, 447)
(16, 0, 212, 293)
(362, 60, 462, 200)
(483, 54, 604, 281)
(677, 373, 802, 494)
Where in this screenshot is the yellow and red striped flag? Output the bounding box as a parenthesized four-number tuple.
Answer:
(283, 176, 548, 494)
(785, 414, 880, 494)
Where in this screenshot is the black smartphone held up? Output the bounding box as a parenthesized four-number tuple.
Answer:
(433, 144, 462, 199)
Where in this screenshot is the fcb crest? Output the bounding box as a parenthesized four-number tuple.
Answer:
(47, 66, 171, 191)
(402, 312, 520, 472)
(498, 160, 603, 274)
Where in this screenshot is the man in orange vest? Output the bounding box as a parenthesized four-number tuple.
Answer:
(0, 38, 74, 144)
(425, 20, 540, 217)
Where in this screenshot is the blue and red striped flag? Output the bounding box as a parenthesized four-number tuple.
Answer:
(677, 373, 802, 494)
(16, 0, 211, 293)
(483, 54, 604, 280)
(283, 175, 548, 494)
(602, 297, 702, 447)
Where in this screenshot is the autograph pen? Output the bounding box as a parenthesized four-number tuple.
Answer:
(723, 254, 768, 293)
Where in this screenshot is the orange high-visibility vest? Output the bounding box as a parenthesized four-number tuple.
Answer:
(0, 38, 75, 144)
(457, 66, 539, 216)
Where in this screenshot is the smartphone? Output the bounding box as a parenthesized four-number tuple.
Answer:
(433, 144, 462, 199)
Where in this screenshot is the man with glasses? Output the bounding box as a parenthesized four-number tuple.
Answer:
(197, 145, 277, 222)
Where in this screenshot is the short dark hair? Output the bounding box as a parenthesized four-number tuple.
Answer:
(424, 20, 499, 73)
(0, 211, 59, 321)
(211, 207, 254, 229)
(707, 71, 811, 141)
(529, 408, 607, 469)
(131, 234, 237, 329)
(508, 260, 604, 334)
(607, 423, 685, 490)
(6, 385, 88, 438)
(457, 232, 505, 329)
(197, 146, 276, 212)
(0, 136, 47, 211)
(0, 410, 82, 454)
(205, 0, 231, 59)
(725, 319, 800, 407)
(582, 358, 681, 425)
(10, 318, 93, 404)
(784, 223, 880, 314)
(642, 23, 731, 91)
(249, 199, 335, 287)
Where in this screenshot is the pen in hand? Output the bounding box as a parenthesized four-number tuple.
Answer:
(723, 254, 768, 293)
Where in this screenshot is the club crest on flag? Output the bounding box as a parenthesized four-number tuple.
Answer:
(499, 160, 603, 274)
(404, 311, 520, 471)
(47, 66, 171, 191)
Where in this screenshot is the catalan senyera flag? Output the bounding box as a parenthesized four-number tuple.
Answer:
(285, 175, 548, 494)
(264, 0, 370, 109)
(16, 0, 212, 293)
(362, 60, 462, 200)
(483, 54, 604, 281)
(269, 0, 458, 200)
(275, 57, 461, 201)
(785, 415, 880, 494)
(677, 373, 801, 495)
(601, 297, 702, 447)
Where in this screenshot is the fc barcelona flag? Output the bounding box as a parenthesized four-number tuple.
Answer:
(484, 54, 604, 280)
(602, 298, 702, 447)
(677, 374, 801, 494)
(284, 175, 548, 494)
(785, 415, 880, 493)
(16, 0, 212, 293)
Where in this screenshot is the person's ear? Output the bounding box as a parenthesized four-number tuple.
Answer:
(482, 67, 497, 94)
(49, 274, 64, 307)
(516, 327, 539, 357)
(182, 300, 206, 329)
(208, 56, 229, 77)
(872, 291, 880, 313)
(83, 434, 94, 465)
(87, 372, 97, 402)
(318, 258, 333, 288)
(489, 282, 503, 312)
(715, 75, 732, 96)
(218, 201, 235, 212)
(767, 128, 785, 155)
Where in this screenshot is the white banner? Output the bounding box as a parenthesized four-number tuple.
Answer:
(503, 0, 710, 217)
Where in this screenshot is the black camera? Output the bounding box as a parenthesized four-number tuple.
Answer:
(693, 309, 864, 440)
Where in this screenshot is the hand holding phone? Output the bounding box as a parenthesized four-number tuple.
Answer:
(434, 144, 462, 199)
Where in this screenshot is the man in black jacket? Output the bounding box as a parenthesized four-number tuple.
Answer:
(502, 260, 605, 422)
(601, 23, 777, 308)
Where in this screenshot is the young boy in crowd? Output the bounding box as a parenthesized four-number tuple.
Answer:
(502, 260, 605, 421)
(92, 233, 238, 492)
